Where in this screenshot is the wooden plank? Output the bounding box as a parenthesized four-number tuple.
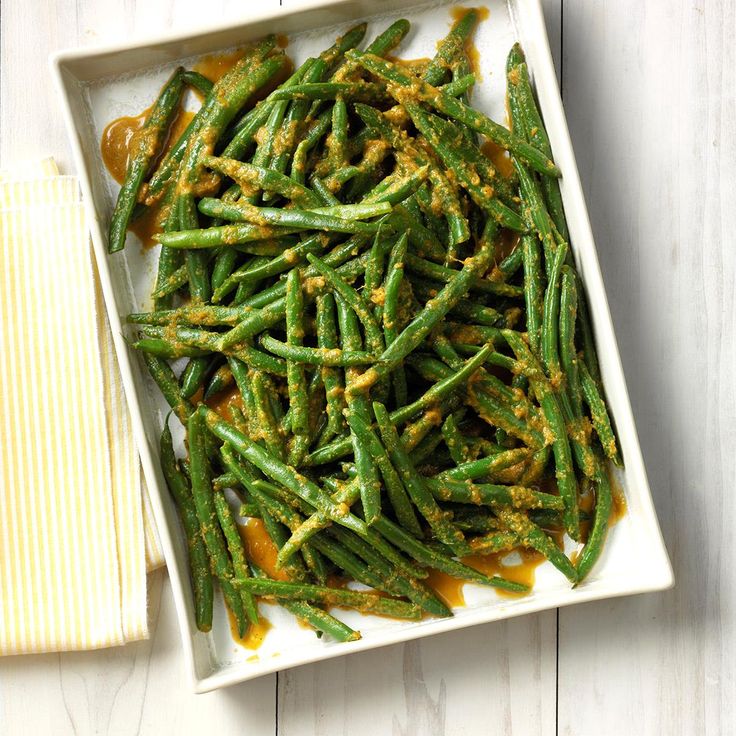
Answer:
(278, 4, 562, 733)
(0, 572, 277, 734)
(0, 2, 278, 733)
(557, 1, 735, 734)
(278, 613, 557, 736)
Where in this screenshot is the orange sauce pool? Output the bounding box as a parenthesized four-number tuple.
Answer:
(425, 569, 466, 608)
(386, 54, 432, 75)
(237, 518, 290, 582)
(481, 139, 515, 179)
(205, 385, 244, 421)
(228, 608, 272, 650)
(101, 107, 150, 184)
(609, 472, 627, 525)
(449, 6, 490, 78)
(425, 548, 547, 609)
(193, 36, 289, 89)
(463, 549, 545, 598)
(100, 108, 194, 248)
(193, 48, 249, 83)
(576, 467, 628, 543)
(226, 518, 290, 650)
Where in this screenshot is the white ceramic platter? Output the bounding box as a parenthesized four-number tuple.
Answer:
(52, 0, 673, 693)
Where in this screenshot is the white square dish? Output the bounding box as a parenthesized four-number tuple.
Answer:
(52, 0, 673, 693)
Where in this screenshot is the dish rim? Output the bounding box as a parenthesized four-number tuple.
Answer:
(50, 0, 674, 693)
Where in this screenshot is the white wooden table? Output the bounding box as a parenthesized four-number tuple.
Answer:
(1, 1, 733, 733)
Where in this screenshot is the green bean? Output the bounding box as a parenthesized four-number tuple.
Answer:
(129, 304, 253, 328)
(426, 477, 564, 511)
(383, 233, 409, 405)
(429, 114, 518, 207)
(146, 37, 278, 202)
(250, 369, 286, 460)
(575, 458, 613, 580)
(348, 51, 560, 177)
(336, 298, 382, 525)
(559, 265, 583, 415)
(141, 352, 192, 423)
(251, 564, 360, 641)
(160, 420, 213, 632)
(156, 222, 304, 249)
(400, 401, 458, 453)
(423, 8, 479, 86)
(541, 240, 568, 381)
(370, 513, 526, 593)
(513, 159, 557, 276)
(285, 269, 310, 465)
(269, 82, 390, 103)
(213, 490, 259, 625)
(275, 478, 360, 566)
(409, 107, 527, 232)
(180, 356, 211, 399)
(580, 362, 621, 465)
(503, 329, 579, 540)
(349, 224, 497, 393)
(212, 235, 328, 303)
(497, 245, 525, 280)
(219, 447, 312, 582)
(344, 406, 422, 536)
(187, 410, 248, 636)
(374, 401, 470, 555)
(364, 165, 430, 208)
(315, 293, 346, 439)
(307, 253, 384, 356)
(255, 472, 425, 582)
(352, 103, 469, 245)
(403, 253, 524, 298)
(180, 55, 289, 301)
(203, 156, 321, 207)
(235, 576, 421, 620)
(181, 70, 213, 96)
(196, 200, 388, 236)
(326, 524, 449, 617)
(412, 280, 502, 327)
(134, 30, 623, 643)
(200, 407, 376, 537)
(310, 175, 341, 206)
(441, 413, 472, 464)
(507, 56, 568, 239)
(439, 446, 531, 482)
(467, 532, 520, 555)
(259, 334, 375, 366)
(496, 508, 577, 583)
(134, 337, 208, 359)
(211, 248, 238, 293)
(151, 263, 189, 301)
(522, 233, 545, 355)
(304, 345, 491, 467)
(108, 68, 185, 253)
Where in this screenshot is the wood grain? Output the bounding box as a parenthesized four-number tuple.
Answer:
(0, 572, 277, 734)
(557, 1, 735, 734)
(279, 613, 557, 736)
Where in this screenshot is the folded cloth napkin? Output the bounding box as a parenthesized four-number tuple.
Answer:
(0, 158, 164, 654)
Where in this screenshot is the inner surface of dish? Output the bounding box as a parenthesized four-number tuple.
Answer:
(100, 4, 625, 658)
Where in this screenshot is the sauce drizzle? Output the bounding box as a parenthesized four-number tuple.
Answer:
(100, 108, 195, 248)
(228, 608, 272, 650)
(449, 6, 490, 78)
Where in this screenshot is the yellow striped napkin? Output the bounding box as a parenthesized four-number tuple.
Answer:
(0, 159, 163, 654)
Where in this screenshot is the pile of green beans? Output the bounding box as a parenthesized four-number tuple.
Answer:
(111, 12, 622, 645)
